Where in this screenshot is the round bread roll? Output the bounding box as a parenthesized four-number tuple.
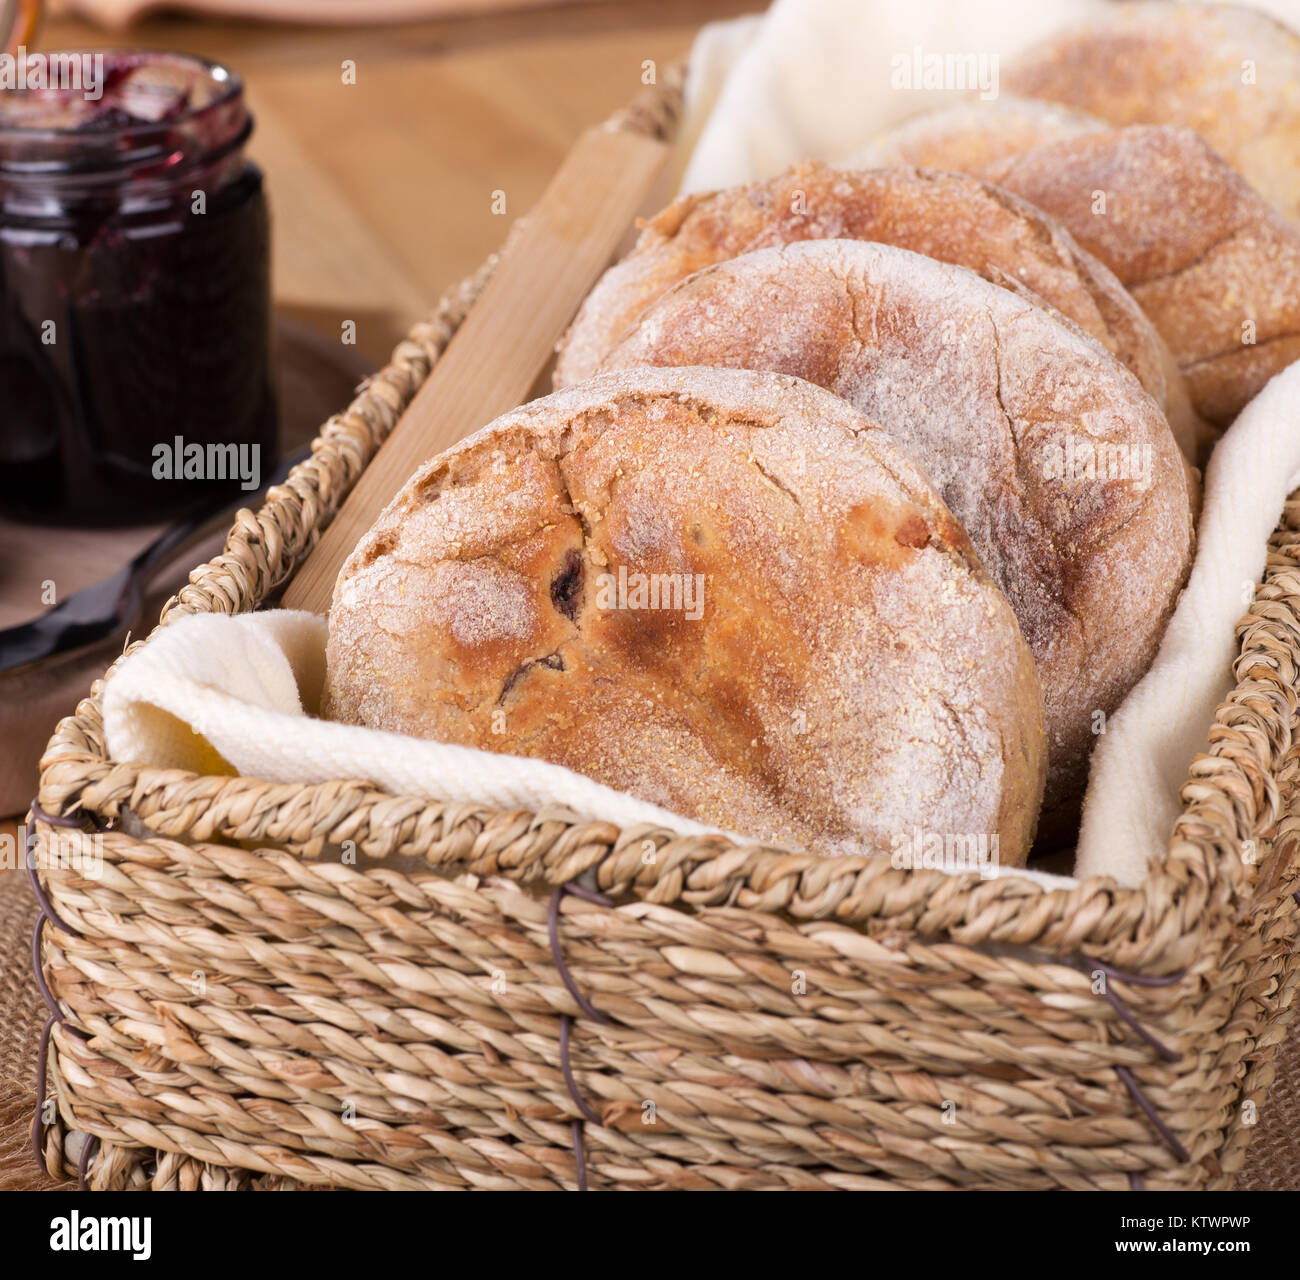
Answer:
(597, 240, 1194, 825)
(555, 162, 1192, 453)
(324, 367, 1047, 864)
(847, 95, 1105, 174)
(843, 111, 1300, 434)
(979, 126, 1300, 430)
(1001, 1, 1300, 224)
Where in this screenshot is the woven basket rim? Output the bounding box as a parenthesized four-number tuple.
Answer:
(32, 63, 1296, 971)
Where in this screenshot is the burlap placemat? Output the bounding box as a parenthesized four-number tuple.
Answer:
(0, 871, 64, 1191)
(0, 867, 1293, 1191)
(1237, 1003, 1300, 1190)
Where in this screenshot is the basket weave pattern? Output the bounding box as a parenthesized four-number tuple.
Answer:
(27, 75, 1300, 1191)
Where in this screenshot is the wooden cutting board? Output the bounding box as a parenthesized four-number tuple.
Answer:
(281, 120, 672, 613)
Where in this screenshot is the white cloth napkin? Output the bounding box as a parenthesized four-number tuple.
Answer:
(677, 0, 1100, 194)
(100, 609, 722, 841)
(100, 608, 1076, 888)
(678, 0, 1300, 193)
(1076, 363, 1300, 881)
(98, 0, 1300, 890)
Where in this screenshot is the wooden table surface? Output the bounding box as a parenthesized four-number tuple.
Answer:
(0, 0, 756, 852)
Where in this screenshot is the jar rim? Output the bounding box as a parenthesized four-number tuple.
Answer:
(0, 49, 244, 140)
(0, 50, 249, 190)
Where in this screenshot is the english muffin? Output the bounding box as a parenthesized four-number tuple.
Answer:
(555, 161, 1195, 453)
(325, 366, 1047, 863)
(598, 241, 1194, 825)
(1001, 0, 1300, 224)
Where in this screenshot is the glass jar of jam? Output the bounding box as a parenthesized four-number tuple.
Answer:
(0, 51, 276, 524)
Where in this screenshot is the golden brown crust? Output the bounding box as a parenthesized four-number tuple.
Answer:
(846, 95, 1106, 174)
(981, 125, 1300, 428)
(325, 367, 1047, 864)
(555, 162, 1174, 435)
(597, 241, 1194, 824)
(1001, 1, 1300, 225)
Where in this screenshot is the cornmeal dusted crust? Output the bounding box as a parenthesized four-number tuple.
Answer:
(324, 366, 1047, 863)
(1001, 0, 1300, 226)
(980, 126, 1300, 429)
(554, 162, 1188, 448)
(597, 240, 1194, 825)
(847, 96, 1105, 175)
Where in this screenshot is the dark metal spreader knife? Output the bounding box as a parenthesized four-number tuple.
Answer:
(0, 444, 311, 675)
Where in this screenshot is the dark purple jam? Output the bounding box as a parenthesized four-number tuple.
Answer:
(0, 52, 276, 524)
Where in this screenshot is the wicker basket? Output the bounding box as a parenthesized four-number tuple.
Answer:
(27, 73, 1300, 1193)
